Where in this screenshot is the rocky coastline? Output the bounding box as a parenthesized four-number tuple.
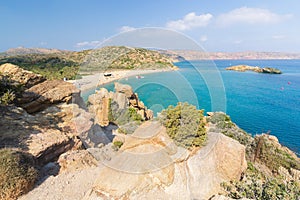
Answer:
(0, 63, 299, 200)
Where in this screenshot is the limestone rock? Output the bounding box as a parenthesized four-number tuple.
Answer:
(86, 122, 247, 199)
(0, 103, 91, 165)
(88, 88, 110, 126)
(57, 150, 97, 173)
(278, 166, 293, 182)
(0, 63, 46, 88)
(114, 82, 134, 98)
(290, 168, 300, 181)
(19, 80, 82, 113)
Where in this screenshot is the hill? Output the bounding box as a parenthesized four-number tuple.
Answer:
(0, 46, 175, 80)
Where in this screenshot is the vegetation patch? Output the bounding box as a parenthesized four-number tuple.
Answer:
(0, 73, 23, 105)
(0, 148, 38, 200)
(221, 162, 300, 200)
(159, 102, 206, 149)
(113, 141, 124, 149)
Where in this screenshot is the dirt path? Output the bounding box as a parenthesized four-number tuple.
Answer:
(19, 165, 103, 200)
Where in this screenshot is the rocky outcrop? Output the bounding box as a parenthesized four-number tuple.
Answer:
(0, 63, 46, 88)
(84, 121, 247, 199)
(0, 103, 93, 165)
(57, 150, 98, 173)
(226, 65, 282, 74)
(88, 83, 153, 127)
(88, 88, 110, 126)
(18, 80, 83, 113)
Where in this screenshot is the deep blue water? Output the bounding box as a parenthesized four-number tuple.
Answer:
(82, 60, 300, 155)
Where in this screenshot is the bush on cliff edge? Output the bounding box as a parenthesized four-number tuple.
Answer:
(159, 102, 206, 149)
(0, 148, 38, 200)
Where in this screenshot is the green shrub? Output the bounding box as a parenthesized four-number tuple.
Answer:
(159, 102, 206, 149)
(222, 162, 300, 200)
(113, 141, 123, 149)
(0, 89, 15, 105)
(128, 107, 143, 121)
(255, 136, 300, 171)
(0, 148, 38, 200)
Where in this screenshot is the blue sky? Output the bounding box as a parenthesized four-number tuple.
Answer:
(1, 0, 300, 52)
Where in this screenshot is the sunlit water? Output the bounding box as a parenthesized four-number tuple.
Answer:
(82, 60, 300, 155)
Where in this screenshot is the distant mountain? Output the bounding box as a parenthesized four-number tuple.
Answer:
(3, 47, 71, 56)
(160, 50, 300, 60)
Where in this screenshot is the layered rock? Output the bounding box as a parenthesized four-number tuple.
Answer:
(19, 80, 83, 113)
(0, 63, 46, 88)
(0, 103, 94, 165)
(84, 121, 247, 199)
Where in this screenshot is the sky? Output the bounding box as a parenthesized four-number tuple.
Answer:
(1, 0, 300, 52)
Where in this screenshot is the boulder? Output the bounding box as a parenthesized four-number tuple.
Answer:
(0, 104, 87, 165)
(0, 63, 46, 88)
(88, 88, 110, 126)
(19, 80, 82, 113)
(114, 82, 134, 98)
(57, 150, 98, 173)
(86, 122, 247, 199)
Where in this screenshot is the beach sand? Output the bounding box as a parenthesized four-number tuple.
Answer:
(68, 68, 175, 92)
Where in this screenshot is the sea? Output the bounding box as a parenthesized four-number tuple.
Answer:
(82, 60, 300, 155)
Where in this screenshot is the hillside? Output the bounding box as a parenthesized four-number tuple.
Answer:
(0, 46, 175, 80)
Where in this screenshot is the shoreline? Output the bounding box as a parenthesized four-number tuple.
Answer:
(68, 68, 177, 92)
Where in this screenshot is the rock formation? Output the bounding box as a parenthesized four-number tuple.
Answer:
(18, 80, 84, 113)
(226, 65, 282, 74)
(84, 121, 247, 200)
(88, 82, 153, 127)
(0, 63, 46, 88)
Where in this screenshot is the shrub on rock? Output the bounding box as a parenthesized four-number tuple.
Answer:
(0, 148, 38, 200)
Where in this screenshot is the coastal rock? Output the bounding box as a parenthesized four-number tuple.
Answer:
(114, 82, 135, 98)
(19, 80, 82, 113)
(88, 88, 110, 126)
(86, 121, 247, 199)
(226, 65, 282, 74)
(57, 150, 97, 173)
(0, 63, 46, 89)
(88, 83, 153, 127)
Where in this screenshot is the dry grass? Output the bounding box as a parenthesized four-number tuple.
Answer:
(0, 148, 38, 200)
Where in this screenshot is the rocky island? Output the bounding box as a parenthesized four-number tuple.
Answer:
(226, 65, 282, 74)
(0, 62, 299, 200)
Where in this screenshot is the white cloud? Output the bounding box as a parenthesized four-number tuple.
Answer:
(39, 41, 47, 46)
(272, 35, 285, 40)
(75, 40, 103, 48)
(200, 35, 208, 42)
(234, 40, 243, 44)
(166, 12, 213, 31)
(217, 7, 292, 26)
(119, 26, 136, 32)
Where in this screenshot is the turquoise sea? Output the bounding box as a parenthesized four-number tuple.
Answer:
(82, 60, 300, 155)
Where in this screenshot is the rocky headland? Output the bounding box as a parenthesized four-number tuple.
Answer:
(0, 64, 299, 200)
(226, 65, 282, 74)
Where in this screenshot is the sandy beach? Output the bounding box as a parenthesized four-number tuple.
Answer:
(68, 68, 175, 92)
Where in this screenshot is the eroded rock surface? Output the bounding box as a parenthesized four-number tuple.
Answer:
(0, 63, 46, 88)
(19, 80, 83, 113)
(85, 121, 247, 200)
